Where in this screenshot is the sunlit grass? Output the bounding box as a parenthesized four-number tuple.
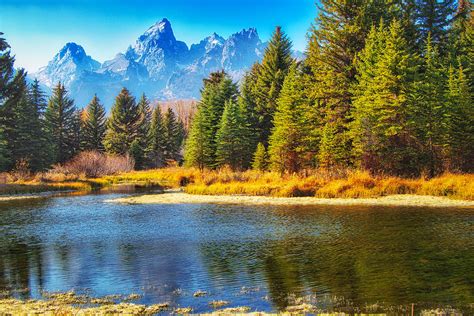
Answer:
(103, 168, 473, 200)
(2, 167, 472, 200)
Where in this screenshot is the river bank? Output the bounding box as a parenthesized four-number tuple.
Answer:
(2, 167, 473, 202)
(109, 190, 474, 208)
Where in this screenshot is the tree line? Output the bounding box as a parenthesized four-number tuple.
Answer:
(185, 0, 473, 176)
(0, 39, 185, 171)
(1, 0, 473, 177)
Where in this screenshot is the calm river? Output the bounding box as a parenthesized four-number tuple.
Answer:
(1, 191, 473, 313)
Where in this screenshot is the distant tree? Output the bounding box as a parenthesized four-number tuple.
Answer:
(45, 83, 79, 164)
(104, 88, 141, 157)
(80, 95, 106, 152)
(252, 142, 268, 171)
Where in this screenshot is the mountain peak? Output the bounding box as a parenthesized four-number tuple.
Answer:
(145, 18, 173, 36)
(59, 42, 87, 59)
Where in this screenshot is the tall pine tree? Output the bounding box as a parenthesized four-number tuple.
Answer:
(45, 83, 79, 164)
(351, 20, 419, 175)
(104, 88, 141, 156)
(253, 26, 293, 145)
(80, 95, 106, 152)
(147, 105, 166, 168)
(268, 64, 316, 173)
(215, 99, 252, 170)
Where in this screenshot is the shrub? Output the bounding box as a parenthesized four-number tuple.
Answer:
(50, 151, 134, 178)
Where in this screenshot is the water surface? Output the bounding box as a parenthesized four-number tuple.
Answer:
(0, 192, 473, 313)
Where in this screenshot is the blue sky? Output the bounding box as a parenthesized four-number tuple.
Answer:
(0, 0, 316, 73)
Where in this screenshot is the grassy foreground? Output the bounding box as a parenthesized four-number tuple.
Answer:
(99, 168, 474, 200)
(1, 167, 473, 201)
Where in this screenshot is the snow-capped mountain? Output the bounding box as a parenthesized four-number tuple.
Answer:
(34, 18, 298, 108)
(36, 42, 100, 88)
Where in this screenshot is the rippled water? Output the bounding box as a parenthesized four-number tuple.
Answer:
(0, 191, 473, 313)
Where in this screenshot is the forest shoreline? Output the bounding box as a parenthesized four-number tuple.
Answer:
(108, 190, 474, 208)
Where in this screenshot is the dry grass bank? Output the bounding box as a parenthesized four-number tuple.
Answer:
(1, 167, 472, 201)
(101, 168, 474, 201)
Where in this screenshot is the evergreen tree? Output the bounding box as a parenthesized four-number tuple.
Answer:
(0, 32, 15, 107)
(415, 0, 456, 49)
(0, 33, 15, 169)
(184, 72, 238, 169)
(252, 142, 268, 171)
(30, 79, 47, 115)
(253, 26, 293, 145)
(445, 64, 474, 171)
(184, 106, 213, 170)
(412, 35, 447, 176)
(147, 105, 166, 168)
(448, 1, 473, 91)
(237, 64, 261, 161)
(80, 95, 106, 152)
(44, 83, 79, 164)
(351, 20, 419, 175)
(163, 108, 181, 163)
(135, 94, 152, 169)
(306, 0, 397, 169)
(268, 64, 315, 173)
(215, 99, 251, 170)
(104, 88, 141, 156)
(0, 128, 9, 171)
(0, 69, 48, 170)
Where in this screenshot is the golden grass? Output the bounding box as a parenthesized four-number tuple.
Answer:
(2, 167, 472, 201)
(105, 168, 474, 200)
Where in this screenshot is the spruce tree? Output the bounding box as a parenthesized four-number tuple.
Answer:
(306, 0, 398, 169)
(413, 35, 447, 176)
(184, 106, 213, 170)
(0, 32, 15, 107)
(0, 33, 15, 169)
(104, 88, 141, 156)
(30, 79, 47, 115)
(238, 63, 261, 157)
(44, 83, 79, 164)
(135, 94, 152, 169)
(448, 1, 473, 91)
(252, 142, 268, 171)
(415, 0, 456, 50)
(81, 95, 107, 152)
(445, 64, 474, 171)
(253, 26, 293, 145)
(147, 106, 166, 168)
(215, 99, 251, 170)
(268, 64, 313, 173)
(0, 128, 9, 171)
(184, 71, 238, 169)
(0, 69, 48, 170)
(163, 108, 181, 163)
(351, 20, 419, 175)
